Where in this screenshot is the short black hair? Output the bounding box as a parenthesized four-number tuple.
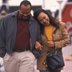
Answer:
(19, 1, 32, 9)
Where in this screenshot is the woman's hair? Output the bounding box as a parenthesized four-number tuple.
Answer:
(34, 8, 59, 34)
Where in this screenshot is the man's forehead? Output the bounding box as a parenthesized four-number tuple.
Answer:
(21, 4, 31, 9)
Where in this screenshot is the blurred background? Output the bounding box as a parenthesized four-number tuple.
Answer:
(0, 0, 72, 72)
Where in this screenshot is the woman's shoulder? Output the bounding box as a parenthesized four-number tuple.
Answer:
(59, 21, 66, 29)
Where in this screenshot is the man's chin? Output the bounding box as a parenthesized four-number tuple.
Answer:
(23, 18, 27, 20)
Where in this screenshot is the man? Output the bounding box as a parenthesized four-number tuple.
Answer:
(0, 1, 41, 72)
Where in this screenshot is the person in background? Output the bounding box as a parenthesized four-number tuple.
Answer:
(0, 1, 41, 72)
(34, 8, 70, 72)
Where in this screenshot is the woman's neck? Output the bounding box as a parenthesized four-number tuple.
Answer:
(44, 24, 52, 27)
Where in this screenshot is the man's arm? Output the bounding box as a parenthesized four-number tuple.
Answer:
(36, 23, 42, 50)
(0, 19, 6, 57)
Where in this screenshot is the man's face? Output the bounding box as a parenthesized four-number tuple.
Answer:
(19, 4, 31, 20)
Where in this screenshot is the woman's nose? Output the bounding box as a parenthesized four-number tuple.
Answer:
(43, 19, 45, 22)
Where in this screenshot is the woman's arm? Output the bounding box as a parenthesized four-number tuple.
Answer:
(54, 22, 70, 49)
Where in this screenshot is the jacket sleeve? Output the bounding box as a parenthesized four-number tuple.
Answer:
(54, 22, 70, 49)
(0, 18, 6, 57)
(32, 22, 42, 58)
(37, 24, 42, 44)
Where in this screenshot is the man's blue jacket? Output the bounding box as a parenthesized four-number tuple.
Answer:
(0, 11, 41, 58)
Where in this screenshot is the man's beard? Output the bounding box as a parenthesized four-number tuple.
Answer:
(21, 15, 30, 21)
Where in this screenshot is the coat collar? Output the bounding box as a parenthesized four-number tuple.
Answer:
(52, 27, 57, 37)
(11, 10, 35, 22)
(53, 26, 56, 34)
(11, 10, 18, 17)
(11, 10, 35, 25)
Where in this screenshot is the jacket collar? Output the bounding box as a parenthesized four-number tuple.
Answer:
(29, 15, 36, 25)
(11, 10, 35, 21)
(11, 10, 18, 17)
(53, 26, 56, 33)
(11, 10, 35, 25)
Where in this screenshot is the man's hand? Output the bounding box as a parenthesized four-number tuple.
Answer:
(47, 41, 55, 48)
(35, 41, 43, 50)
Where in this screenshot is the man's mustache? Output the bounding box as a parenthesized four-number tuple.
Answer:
(21, 15, 30, 17)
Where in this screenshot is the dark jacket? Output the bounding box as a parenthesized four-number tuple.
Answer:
(0, 11, 41, 58)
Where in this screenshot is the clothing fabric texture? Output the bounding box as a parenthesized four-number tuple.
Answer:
(0, 11, 41, 72)
(40, 69, 50, 72)
(0, 11, 41, 58)
(14, 18, 30, 52)
(40, 69, 60, 72)
(46, 27, 64, 70)
(44, 26, 53, 41)
(3, 51, 35, 72)
(37, 22, 70, 71)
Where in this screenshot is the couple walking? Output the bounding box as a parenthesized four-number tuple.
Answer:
(0, 1, 70, 72)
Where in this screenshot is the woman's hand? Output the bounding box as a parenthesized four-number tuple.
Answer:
(35, 41, 43, 50)
(47, 41, 55, 48)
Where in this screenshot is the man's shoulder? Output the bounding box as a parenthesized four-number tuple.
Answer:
(33, 19, 40, 26)
(30, 15, 39, 26)
(4, 11, 18, 20)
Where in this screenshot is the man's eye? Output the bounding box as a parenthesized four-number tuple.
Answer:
(27, 12, 30, 14)
(43, 17, 45, 19)
(22, 12, 24, 14)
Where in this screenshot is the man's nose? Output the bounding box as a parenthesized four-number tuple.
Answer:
(23, 13, 27, 16)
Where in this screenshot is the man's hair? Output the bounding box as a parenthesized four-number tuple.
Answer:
(19, 1, 32, 9)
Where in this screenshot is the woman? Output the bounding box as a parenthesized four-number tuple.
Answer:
(34, 8, 70, 72)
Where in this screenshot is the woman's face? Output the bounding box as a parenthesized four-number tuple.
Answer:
(37, 12, 50, 26)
